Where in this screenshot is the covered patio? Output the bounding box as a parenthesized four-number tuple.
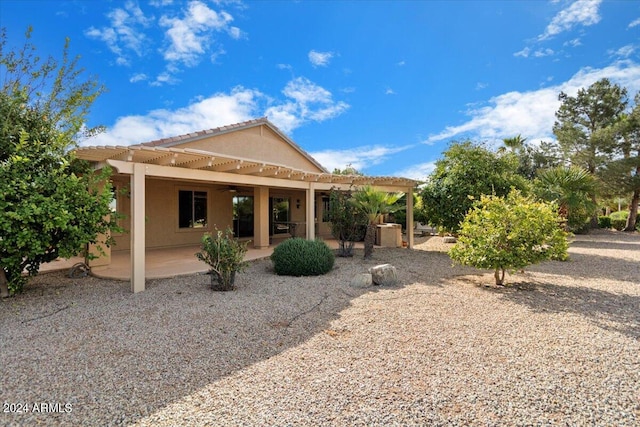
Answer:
(74, 118, 417, 293)
(41, 239, 371, 281)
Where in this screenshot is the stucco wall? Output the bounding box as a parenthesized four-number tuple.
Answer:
(180, 125, 325, 173)
(110, 176, 332, 253)
(111, 177, 233, 251)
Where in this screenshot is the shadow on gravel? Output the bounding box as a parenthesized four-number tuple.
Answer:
(491, 280, 640, 340)
(531, 252, 640, 283)
(0, 249, 416, 426)
(568, 239, 640, 251)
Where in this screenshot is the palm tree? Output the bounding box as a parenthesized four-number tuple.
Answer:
(503, 134, 527, 152)
(351, 186, 403, 259)
(534, 166, 598, 232)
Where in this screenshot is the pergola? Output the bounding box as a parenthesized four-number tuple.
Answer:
(76, 123, 418, 293)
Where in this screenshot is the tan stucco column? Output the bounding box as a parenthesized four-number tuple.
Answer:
(253, 186, 269, 248)
(406, 187, 414, 249)
(131, 163, 146, 293)
(306, 183, 315, 240)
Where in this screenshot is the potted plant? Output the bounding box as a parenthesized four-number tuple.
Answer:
(196, 228, 249, 291)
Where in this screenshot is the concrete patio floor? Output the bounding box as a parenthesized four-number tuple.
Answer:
(39, 238, 372, 281)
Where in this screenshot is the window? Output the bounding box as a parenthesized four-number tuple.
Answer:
(179, 190, 208, 228)
(322, 196, 331, 222)
(233, 196, 254, 238)
(271, 197, 290, 235)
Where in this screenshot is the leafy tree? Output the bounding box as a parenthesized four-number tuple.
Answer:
(351, 185, 403, 259)
(534, 166, 598, 233)
(326, 188, 367, 257)
(553, 78, 628, 226)
(501, 134, 527, 153)
(0, 28, 115, 296)
(600, 92, 640, 231)
(332, 163, 364, 176)
(449, 190, 569, 286)
(390, 192, 427, 231)
(419, 141, 529, 233)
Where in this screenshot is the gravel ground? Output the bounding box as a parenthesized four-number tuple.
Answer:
(1, 231, 639, 426)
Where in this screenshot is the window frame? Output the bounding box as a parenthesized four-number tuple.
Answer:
(177, 188, 210, 231)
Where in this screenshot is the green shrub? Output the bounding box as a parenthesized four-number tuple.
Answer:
(598, 216, 612, 229)
(271, 238, 335, 276)
(611, 219, 627, 231)
(196, 228, 249, 291)
(610, 211, 629, 231)
(449, 190, 569, 286)
(610, 210, 629, 221)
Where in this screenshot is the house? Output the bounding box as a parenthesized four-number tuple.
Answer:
(74, 118, 418, 292)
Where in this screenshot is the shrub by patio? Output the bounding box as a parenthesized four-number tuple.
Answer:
(271, 238, 335, 276)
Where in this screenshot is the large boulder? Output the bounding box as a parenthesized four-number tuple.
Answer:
(369, 264, 398, 286)
(350, 273, 373, 288)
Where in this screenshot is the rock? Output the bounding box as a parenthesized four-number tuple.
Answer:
(369, 264, 398, 286)
(350, 273, 373, 288)
(443, 236, 457, 243)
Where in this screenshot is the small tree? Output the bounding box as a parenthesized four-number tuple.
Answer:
(534, 166, 598, 233)
(196, 228, 249, 291)
(449, 190, 569, 286)
(351, 185, 403, 259)
(327, 189, 366, 257)
(1, 28, 114, 297)
(420, 141, 529, 233)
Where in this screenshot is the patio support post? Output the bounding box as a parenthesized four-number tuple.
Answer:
(306, 183, 315, 240)
(406, 186, 414, 249)
(254, 186, 269, 248)
(130, 163, 146, 293)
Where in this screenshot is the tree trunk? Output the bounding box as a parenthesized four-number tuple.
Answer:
(624, 189, 639, 232)
(590, 193, 599, 229)
(0, 269, 9, 298)
(363, 223, 376, 259)
(494, 267, 505, 286)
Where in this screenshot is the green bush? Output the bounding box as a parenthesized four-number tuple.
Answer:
(611, 219, 627, 231)
(610, 211, 629, 221)
(598, 216, 612, 229)
(449, 190, 569, 286)
(271, 238, 335, 276)
(196, 228, 249, 291)
(610, 211, 629, 231)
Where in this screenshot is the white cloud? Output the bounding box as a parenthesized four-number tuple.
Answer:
(629, 17, 640, 28)
(159, 1, 236, 66)
(426, 60, 640, 146)
(129, 73, 148, 83)
(84, 77, 350, 146)
(308, 50, 334, 67)
(609, 45, 636, 59)
(533, 48, 555, 57)
(514, 47, 555, 58)
(265, 77, 350, 133)
(564, 38, 582, 47)
(310, 145, 411, 174)
(397, 60, 406, 66)
(385, 88, 396, 95)
(394, 161, 437, 181)
(476, 82, 488, 90)
(538, 0, 602, 41)
(86, 0, 242, 81)
(85, 87, 260, 146)
(84, 1, 152, 66)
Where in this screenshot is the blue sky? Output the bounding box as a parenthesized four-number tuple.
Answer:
(2, 0, 639, 179)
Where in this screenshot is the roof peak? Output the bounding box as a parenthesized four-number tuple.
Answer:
(137, 117, 270, 148)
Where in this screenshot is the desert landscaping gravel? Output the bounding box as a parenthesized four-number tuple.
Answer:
(1, 230, 639, 426)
